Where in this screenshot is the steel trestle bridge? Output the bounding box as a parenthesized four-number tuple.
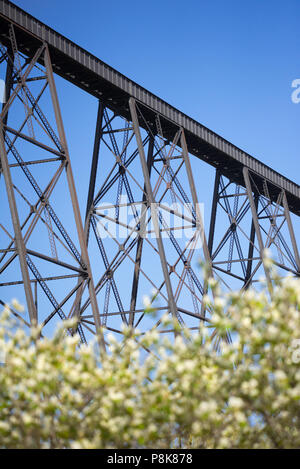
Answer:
(0, 0, 299, 347)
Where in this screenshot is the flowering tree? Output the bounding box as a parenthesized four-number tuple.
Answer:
(0, 274, 300, 449)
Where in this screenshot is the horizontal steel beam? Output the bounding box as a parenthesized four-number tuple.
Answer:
(1, 0, 299, 215)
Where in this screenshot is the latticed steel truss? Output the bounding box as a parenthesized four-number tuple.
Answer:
(208, 169, 300, 293)
(0, 25, 299, 347)
(0, 28, 104, 348)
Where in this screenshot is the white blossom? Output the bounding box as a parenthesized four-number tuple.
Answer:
(1, 274, 300, 449)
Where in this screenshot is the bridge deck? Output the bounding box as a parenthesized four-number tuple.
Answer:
(1, 0, 299, 215)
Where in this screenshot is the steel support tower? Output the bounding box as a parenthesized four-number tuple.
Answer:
(0, 0, 299, 346)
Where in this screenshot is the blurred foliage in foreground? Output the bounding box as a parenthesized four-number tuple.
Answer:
(1, 273, 300, 449)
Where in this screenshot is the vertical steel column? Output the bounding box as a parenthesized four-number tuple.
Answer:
(34, 281, 38, 314)
(2, 44, 13, 124)
(244, 195, 258, 288)
(72, 100, 104, 329)
(199, 168, 220, 316)
(181, 130, 212, 267)
(129, 98, 178, 319)
(129, 135, 154, 326)
(1, 32, 37, 322)
(1, 44, 13, 176)
(85, 100, 104, 227)
(243, 167, 272, 291)
(0, 125, 37, 323)
(44, 45, 105, 351)
(207, 169, 220, 257)
(181, 130, 215, 318)
(282, 191, 300, 272)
